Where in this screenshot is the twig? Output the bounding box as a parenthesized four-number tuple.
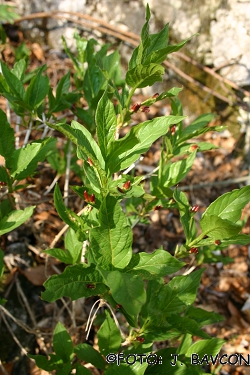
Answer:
(1, 312, 29, 356)
(0, 305, 37, 335)
(64, 140, 72, 207)
(16, 277, 37, 327)
(22, 120, 33, 147)
(0, 360, 9, 375)
(43, 174, 61, 195)
(180, 175, 250, 191)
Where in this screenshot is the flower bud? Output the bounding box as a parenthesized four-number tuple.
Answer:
(141, 106, 150, 113)
(116, 304, 122, 309)
(89, 194, 95, 203)
(190, 205, 199, 213)
(87, 157, 94, 166)
(84, 190, 89, 202)
(189, 247, 199, 254)
(152, 93, 159, 98)
(131, 103, 141, 112)
(171, 125, 176, 135)
(189, 144, 199, 152)
(136, 337, 145, 343)
(214, 240, 221, 245)
(122, 180, 131, 190)
(153, 205, 162, 210)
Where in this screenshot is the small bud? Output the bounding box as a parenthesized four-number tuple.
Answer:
(169, 198, 176, 204)
(152, 93, 159, 98)
(136, 337, 145, 343)
(0, 181, 6, 186)
(189, 247, 199, 254)
(84, 190, 89, 202)
(214, 240, 221, 245)
(189, 144, 199, 152)
(190, 205, 200, 213)
(131, 103, 141, 112)
(141, 106, 150, 113)
(116, 304, 122, 309)
(153, 205, 162, 211)
(171, 125, 176, 135)
(86, 284, 95, 289)
(89, 194, 95, 203)
(87, 157, 94, 166)
(122, 180, 131, 190)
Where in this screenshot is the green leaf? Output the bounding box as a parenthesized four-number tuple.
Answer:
(0, 206, 35, 236)
(11, 59, 26, 81)
(169, 316, 210, 339)
(104, 270, 146, 318)
(53, 322, 74, 363)
(178, 113, 215, 143)
(54, 184, 85, 233)
(24, 68, 49, 108)
(185, 338, 225, 359)
(75, 363, 92, 375)
(200, 214, 242, 239)
(126, 64, 164, 89)
(196, 233, 250, 247)
(0, 109, 15, 165)
(186, 306, 224, 326)
(10, 138, 56, 180)
(56, 363, 72, 375)
(124, 249, 185, 279)
(173, 189, 195, 242)
(164, 151, 197, 187)
(83, 65, 106, 107)
(0, 61, 25, 99)
(144, 38, 191, 65)
(145, 269, 204, 323)
(42, 264, 107, 302)
(96, 92, 117, 158)
(89, 195, 132, 269)
(64, 228, 83, 263)
(144, 348, 191, 375)
(105, 362, 148, 375)
(107, 116, 185, 174)
(202, 185, 250, 223)
(97, 310, 122, 356)
(28, 354, 63, 371)
(74, 343, 106, 370)
(0, 249, 4, 278)
(43, 248, 74, 264)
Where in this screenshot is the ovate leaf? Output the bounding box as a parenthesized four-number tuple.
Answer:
(74, 343, 106, 370)
(42, 264, 107, 301)
(97, 310, 122, 356)
(0, 206, 35, 236)
(53, 322, 74, 363)
(124, 249, 185, 279)
(200, 214, 242, 239)
(202, 185, 250, 223)
(126, 64, 164, 89)
(89, 195, 132, 269)
(0, 109, 15, 165)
